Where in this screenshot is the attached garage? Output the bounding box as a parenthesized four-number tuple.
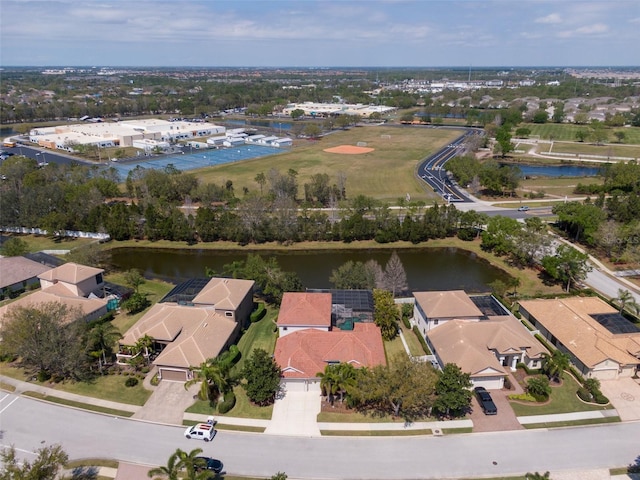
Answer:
(282, 378, 322, 393)
(471, 375, 505, 391)
(159, 368, 188, 382)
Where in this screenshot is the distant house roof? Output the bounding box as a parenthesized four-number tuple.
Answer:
(274, 323, 386, 379)
(0, 256, 51, 289)
(277, 292, 332, 328)
(427, 316, 546, 378)
(519, 297, 640, 369)
(0, 289, 107, 329)
(121, 302, 238, 369)
(38, 262, 103, 284)
(413, 290, 484, 318)
(192, 277, 254, 310)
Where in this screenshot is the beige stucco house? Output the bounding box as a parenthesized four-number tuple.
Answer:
(118, 277, 254, 382)
(519, 297, 640, 380)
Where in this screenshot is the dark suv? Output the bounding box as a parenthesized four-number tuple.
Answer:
(474, 386, 497, 415)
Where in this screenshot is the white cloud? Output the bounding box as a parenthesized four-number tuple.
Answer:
(535, 13, 562, 24)
(558, 22, 609, 38)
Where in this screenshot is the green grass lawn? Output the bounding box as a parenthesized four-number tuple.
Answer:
(509, 374, 614, 416)
(186, 385, 273, 419)
(232, 309, 278, 376)
(550, 141, 640, 159)
(384, 331, 408, 363)
(0, 233, 95, 253)
(524, 123, 640, 144)
(23, 391, 135, 417)
(43, 373, 152, 406)
(401, 322, 427, 356)
(106, 275, 175, 334)
(317, 409, 405, 423)
(193, 126, 460, 201)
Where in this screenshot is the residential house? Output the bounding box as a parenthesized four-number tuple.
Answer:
(274, 291, 386, 392)
(519, 297, 640, 380)
(276, 292, 332, 337)
(0, 256, 51, 298)
(414, 290, 545, 390)
(0, 262, 109, 328)
(413, 290, 485, 335)
(118, 277, 254, 382)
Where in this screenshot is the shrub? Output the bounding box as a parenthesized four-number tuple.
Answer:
(593, 392, 609, 405)
(150, 374, 159, 386)
(250, 302, 267, 323)
(125, 377, 139, 387)
(218, 390, 236, 414)
(577, 387, 592, 402)
(526, 375, 551, 401)
(412, 326, 431, 354)
(508, 392, 537, 402)
(457, 228, 476, 241)
(37, 370, 51, 382)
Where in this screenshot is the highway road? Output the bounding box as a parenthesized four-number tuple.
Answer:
(2, 393, 639, 479)
(417, 128, 480, 204)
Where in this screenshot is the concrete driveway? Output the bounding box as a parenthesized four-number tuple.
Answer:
(599, 377, 640, 421)
(132, 381, 199, 425)
(265, 389, 321, 437)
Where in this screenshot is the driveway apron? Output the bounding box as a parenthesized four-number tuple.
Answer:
(265, 390, 321, 436)
(132, 381, 198, 424)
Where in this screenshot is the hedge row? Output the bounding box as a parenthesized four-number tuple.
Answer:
(218, 390, 236, 414)
(412, 326, 431, 355)
(250, 302, 267, 323)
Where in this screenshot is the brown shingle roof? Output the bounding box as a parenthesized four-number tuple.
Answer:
(276, 292, 332, 327)
(192, 277, 254, 309)
(274, 322, 386, 379)
(519, 297, 640, 368)
(0, 256, 51, 289)
(413, 290, 484, 318)
(38, 262, 103, 284)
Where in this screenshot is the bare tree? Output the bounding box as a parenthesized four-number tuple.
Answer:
(382, 251, 408, 297)
(365, 259, 385, 289)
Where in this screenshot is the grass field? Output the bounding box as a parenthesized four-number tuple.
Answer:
(549, 141, 640, 159)
(194, 126, 461, 201)
(0, 233, 95, 253)
(523, 123, 640, 144)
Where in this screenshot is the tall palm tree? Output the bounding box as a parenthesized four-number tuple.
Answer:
(135, 334, 155, 365)
(175, 448, 204, 480)
(615, 289, 639, 315)
(148, 449, 182, 480)
(542, 349, 571, 382)
(185, 359, 230, 404)
(335, 363, 358, 403)
(88, 322, 122, 373)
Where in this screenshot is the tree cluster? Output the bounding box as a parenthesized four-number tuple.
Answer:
(446, 155, 521, 196)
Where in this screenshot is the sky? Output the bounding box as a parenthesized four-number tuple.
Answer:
(1, 0, 639, 68)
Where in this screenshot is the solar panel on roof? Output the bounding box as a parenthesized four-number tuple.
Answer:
(591, 313, 640, 335)
(160, 277, 211, 303)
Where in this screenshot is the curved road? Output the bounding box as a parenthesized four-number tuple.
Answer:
(2, 393, 639, 479)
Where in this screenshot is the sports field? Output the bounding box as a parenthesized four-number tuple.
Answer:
(195, 126, 462, 201)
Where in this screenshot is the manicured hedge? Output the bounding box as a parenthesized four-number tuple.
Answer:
(250, 302, 267, 323)
(218, 390, 236, 414)
(412, 326, 431, 355)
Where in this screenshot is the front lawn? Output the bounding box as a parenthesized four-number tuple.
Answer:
(509, 373, 614, 416)
(185, 385, 273, 420)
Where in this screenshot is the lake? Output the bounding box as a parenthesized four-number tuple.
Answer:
(109, 246, 507, 293)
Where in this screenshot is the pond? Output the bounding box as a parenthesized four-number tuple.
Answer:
(109, 246, 508, 293)
(506, 163, 602, 177)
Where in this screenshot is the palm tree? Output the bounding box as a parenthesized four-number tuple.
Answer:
(318, 365, 339, 405)
(185, 359, 230, 404)
(88, 322, 122, 373)
(615, 289, 639, 315)
(335, 363, 358, 403)
(542, 349, 571, 382)
(148, 449, 182, 480)
(135, 334, 155, 365)
(175, 448, 204, 480)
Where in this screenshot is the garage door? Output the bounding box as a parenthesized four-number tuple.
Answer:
(472, 376, 504, 391)
(282, 379, 322, 393)
(160, 368, 187, 382)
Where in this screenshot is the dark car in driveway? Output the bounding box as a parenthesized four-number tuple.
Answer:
(195, 456, 223, 474)
(474, 386, 498, 415)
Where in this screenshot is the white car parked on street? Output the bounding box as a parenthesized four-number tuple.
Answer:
(184, 422, 216, 442)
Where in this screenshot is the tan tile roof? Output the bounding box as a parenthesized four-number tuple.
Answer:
(276, 292, 332, 327)
(413, 290, 484, 319)
(192, 277, 254, 309)
(0, 256, 51, 289)
(274, 322, 386, 379)
(38, 262, 103, 284)
(427, 316, 545, 377)
(121, 302, 238, 369)
(518, 297, 640, 368)
(0, 290, 107, 329)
